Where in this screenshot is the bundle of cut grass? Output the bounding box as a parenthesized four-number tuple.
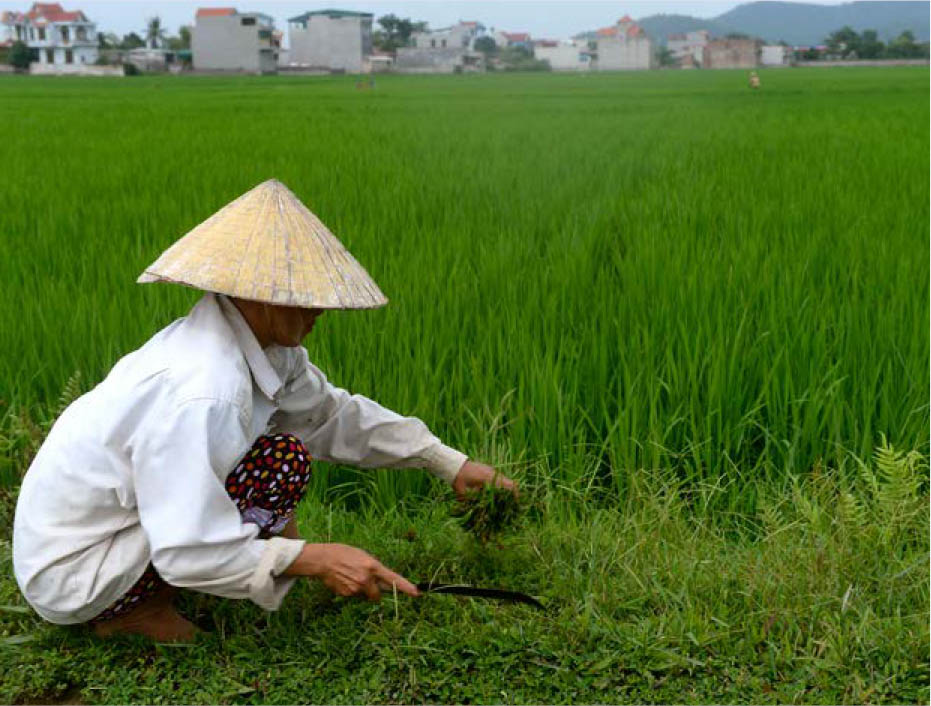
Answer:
(450, 485, 523, 543)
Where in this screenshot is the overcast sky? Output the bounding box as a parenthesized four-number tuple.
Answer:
(9, 1, 852, 42)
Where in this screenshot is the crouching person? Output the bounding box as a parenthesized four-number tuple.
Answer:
(12, 180, 516, 642)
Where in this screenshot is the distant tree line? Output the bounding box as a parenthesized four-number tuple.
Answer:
(802, 26, 929, 60)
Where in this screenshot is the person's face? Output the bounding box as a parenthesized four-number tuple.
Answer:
(265, 304, 325, 347)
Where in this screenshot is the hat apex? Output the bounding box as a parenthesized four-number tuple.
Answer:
(137, 179, 387, 310)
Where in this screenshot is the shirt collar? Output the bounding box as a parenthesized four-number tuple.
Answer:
(215, 294, 284, 401)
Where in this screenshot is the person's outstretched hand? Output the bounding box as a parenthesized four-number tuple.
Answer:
(452, 460, 518, 501)
(285, 543, 420, 601)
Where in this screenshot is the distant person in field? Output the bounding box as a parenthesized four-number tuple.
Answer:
(12, 179, 516, 642)
(749, 71, 760, 89)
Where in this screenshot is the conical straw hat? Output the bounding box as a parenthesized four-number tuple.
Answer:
(137, 179, 387, 309)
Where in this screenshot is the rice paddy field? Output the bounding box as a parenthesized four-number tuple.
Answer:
(0, 67, 928, 704)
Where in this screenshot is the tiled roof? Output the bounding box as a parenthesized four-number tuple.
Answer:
(27, 3, 87, 23)
(619, 14, 633, 23)
(196, 7, 237, 18)
(504, 32, 530, 42)
(596, 26, 618, 37)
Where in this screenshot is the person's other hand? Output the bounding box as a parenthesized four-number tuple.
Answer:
(288, 543, 420, 601)
(451, 460, 518, 501)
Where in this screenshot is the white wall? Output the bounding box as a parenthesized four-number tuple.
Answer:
(596, 36, 654, 70)
(761, 45, 789, 66)
(289, 15, 371, 72)
(534, 43, 590, 71)
(31, 62, 123, 75)
(193, 14, 275, 73)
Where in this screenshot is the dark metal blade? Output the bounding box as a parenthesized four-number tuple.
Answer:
(416, 582, 544, 610)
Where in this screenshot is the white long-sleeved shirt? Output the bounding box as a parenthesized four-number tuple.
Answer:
(12, 293, 467, 624)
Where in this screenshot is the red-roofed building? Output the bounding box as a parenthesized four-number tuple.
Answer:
(6, 3, 98, 66)
(594, 12, 654, 70)
(196, 7, 236, 18)
(493, 30, 532, 50)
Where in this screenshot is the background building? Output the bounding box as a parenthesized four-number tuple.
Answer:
(703, 38, 761, 69)
(667, 30, 709, 67)
(3, 3, 98, 68)
(411, 21, 485, 51)
(533, 39, 592, 71)
(595, 15, 654, 71)
(397, 20, 485, 73)
(761, 44, 791, 66)
(287, 9, 372, 73)
(493, 31, 532, 51)
(1, 11, 27, 48)
(192, 7, 277, 73)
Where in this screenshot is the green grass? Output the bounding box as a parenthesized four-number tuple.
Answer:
(0, 441, 926, 704)
(0, 68, 927, 703)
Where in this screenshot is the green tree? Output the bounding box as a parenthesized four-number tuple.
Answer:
(474, 35, 497, 57)
(826, 26, 860, 57)
(858, 29, 884, 59)
(374, 14, 426, 52)
(8, 40, 34, 71)
(120, 32, 145, 50)
(497, 45, 549, 72)
(145, 16, 166, 49)
(167, 26, 191, 51)
(656, 46, 676, 67)
(886, 30, 923, 58)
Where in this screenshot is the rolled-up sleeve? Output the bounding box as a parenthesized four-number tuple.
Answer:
(130, 397, 305, 610)
(269, 349, 467, 484)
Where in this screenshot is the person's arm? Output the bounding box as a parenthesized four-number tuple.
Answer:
(129, 396, 305, 610)
(269, 347, 468, 483)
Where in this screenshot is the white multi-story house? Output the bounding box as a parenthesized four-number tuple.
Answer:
(411, 21, 485, 51)
(287, 9, 373, 73)
(2, 3, 98, 66)
(594, 15, 654, 71)
(192, 7, 278, 74)
(397, 20, 485, 73)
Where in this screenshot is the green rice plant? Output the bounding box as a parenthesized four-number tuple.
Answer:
(0, 68, 926, 509)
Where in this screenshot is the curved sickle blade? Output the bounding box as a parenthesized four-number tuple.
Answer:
(416, 583, 544, 610)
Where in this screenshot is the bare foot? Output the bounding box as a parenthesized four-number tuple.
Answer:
(93, 588, 200, 643)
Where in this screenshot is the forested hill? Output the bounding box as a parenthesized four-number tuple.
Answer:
(638, 1, 930, 46)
